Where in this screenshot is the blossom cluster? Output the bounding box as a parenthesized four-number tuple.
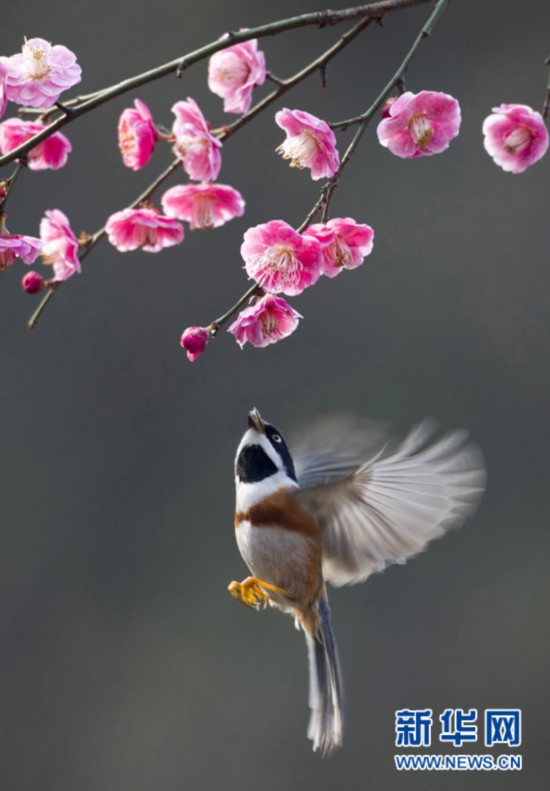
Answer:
(229, 216, 374, 346)
(0, 34, 548, 362)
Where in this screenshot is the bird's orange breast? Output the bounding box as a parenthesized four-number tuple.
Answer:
(235, 488, 319, 540)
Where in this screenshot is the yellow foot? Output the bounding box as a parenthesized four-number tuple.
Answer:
(228, 576, 290, 611)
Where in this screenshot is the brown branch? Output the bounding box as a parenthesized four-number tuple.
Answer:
(1, 0, 432, 169)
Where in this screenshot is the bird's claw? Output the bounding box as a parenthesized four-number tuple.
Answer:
(228, 576, 289, 611)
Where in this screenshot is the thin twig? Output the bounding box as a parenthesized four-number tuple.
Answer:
(222, 16, 373, 141)
(18, 89, 105, 117)
(28, 158, 182, 330)
(211, 283, 265, 333)
(1, 0, 432, 169)
(0, 161, 26, 213)
(211, 0, 449, 334)
(331, 0, 448, 130)
(297, 0, 449, 228)
(26, 16, 375, 331)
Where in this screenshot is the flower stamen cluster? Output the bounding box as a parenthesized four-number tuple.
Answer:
(408, 113, 434, 149)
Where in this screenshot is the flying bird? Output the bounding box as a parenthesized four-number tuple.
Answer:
(229, 409, 486, 756)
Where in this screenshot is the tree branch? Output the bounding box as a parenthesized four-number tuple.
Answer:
(208, 0, 449, 337)
(0, 0, 432, 168)
(26, 14, 378, 330)
(28, 158, 182, 330)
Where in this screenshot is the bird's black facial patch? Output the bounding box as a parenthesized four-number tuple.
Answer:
(236, 444, 278, 483)
(265, 424, 297, 482)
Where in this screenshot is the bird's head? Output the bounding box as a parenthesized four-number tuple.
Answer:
(234, 408, 298, 509)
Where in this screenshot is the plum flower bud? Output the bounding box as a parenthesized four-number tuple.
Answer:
(22, 270, 44, 293)
(482, 103, 549, 174)
(39, 209, 81, 281)
(275, 108, 339, 180)
(172, 98, 222, 181)
(161, 182, 245, 230)
(303, 218, 375, 278)
(180, 326, 210, 361)
(228, 294, 302, 349)
(0, 37, 81, 109)
(376, 90, 461, 158)
(0, 118, 72, 170)
(118, 99, 159, 171)
(208, 37, 266, 115)
(0, 225, 42, 271)
(241, 220, 322, 297)
(105, 207, 184, 253)
(380, 97, 396, 119)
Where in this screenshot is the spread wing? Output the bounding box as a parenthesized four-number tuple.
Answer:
(292, 414, 393, 489)
(291, 419, 486, 586)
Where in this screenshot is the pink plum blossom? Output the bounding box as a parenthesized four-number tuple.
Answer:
(105, 207, 184, 253)
(0, 118, 72, 170)
(118, 99, 159, 171)
(376, 90, 461, 158)
(0, 38, 81, 109)
(0, 228, 42, 271)
(303, 217, 374, 278)
(180, 326, 210, 361)
(275, 108, 340, 180)
(241, 220, 322, 296)
(39, 209, 81, 281)
(161, 182, 245, 230)
(228, 294, 302, 348)
(22, 271, 45, 293)
(0, 65, 7, 118)
(171, 98, 222, 181)
(482, 103, 549, 174)
(208, 37, 266, 114)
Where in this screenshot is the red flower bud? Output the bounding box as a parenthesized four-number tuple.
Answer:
(22, 271, 45, 294)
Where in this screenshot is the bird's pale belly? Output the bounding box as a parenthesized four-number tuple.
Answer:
(236, 519, 319, 597)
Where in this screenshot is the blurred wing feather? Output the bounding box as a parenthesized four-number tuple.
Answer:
(292, 420, 486, 586)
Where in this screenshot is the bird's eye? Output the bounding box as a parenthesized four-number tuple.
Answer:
(272, 434, 282, 443)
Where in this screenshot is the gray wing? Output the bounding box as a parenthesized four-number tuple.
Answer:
(293, 415, 393, 489)
(292, 420, 486, 587)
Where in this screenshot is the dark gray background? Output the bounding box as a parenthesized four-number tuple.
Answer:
(1, 1, 549, 789)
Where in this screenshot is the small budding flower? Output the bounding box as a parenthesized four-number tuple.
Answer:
(118, 99, 159, 171)
(380, 97, 397, 119)
(161, 182, 245, 230)
(241, 219, 322, 297)
(0, 118, 72, 170)
(228, 294, 302, 349)
(303, 218, 375, 278)
(0, 37, 81, 109)
(171, 98, 222, 182)
(22, 270, 44, 293)
(180, 326, 210, 361)
(482, 103, 549, 174)
(376, 90, 461, 158)
(105, 207, 184, 253)
(208, 37, 266, 115)
(39, 209, 81, 281)
(275, 108, 340, 180)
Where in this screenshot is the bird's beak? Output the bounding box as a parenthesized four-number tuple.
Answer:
(248, 407, 266, 434)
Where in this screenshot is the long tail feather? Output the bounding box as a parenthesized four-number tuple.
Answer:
(306, 596, 344, 756)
